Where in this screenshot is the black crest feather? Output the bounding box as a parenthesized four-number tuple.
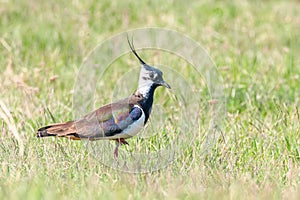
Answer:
(127, 34, 146, 65)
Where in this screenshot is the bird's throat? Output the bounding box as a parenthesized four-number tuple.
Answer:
(137, 83, 158, 124)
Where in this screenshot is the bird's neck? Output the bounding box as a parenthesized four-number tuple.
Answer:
(137, 83, 158, 124)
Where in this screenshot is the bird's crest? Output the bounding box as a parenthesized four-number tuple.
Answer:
(127, 35, 146, 65)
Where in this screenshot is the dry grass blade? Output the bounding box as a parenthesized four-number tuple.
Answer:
(0, 100, 24, 156)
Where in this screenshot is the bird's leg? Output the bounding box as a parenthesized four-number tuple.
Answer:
(114, 141, 120, 158)
(119, 138, 129, 145)
(114, 139, 129, 158)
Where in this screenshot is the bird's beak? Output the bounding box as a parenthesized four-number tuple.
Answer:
(160, 80, 171, 89)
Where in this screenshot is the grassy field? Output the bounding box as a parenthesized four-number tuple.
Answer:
(1, 0, 300, 199)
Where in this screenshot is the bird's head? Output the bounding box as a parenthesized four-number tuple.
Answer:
(138, 64, 171, 90)
(127, 37, 171, 96)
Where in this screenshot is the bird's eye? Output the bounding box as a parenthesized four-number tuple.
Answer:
(149, 72, 154, 79)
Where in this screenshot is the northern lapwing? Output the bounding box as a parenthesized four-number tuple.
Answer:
(37, 38, 171, 157)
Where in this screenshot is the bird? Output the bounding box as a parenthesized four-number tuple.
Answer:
(36, 37, 171, 157)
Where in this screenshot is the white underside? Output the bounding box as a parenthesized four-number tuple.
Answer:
(106, 105, 145, 139)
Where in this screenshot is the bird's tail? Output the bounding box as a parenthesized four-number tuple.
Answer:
(37, 121, 76, 138)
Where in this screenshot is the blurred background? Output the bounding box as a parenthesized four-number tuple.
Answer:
(0, 0, 299, 199)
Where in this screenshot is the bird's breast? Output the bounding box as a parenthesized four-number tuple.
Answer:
(121, 110, 145, 138)
(107, 105, 145, 139)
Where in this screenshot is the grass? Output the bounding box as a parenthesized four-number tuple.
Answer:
(1, 0, 300, 199)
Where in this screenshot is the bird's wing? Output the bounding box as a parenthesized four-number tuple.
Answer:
(37, 94, 144, 140)
(74, 99, 143, 139)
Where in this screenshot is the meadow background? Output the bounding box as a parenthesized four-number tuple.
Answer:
(0, 0, 300, 199)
